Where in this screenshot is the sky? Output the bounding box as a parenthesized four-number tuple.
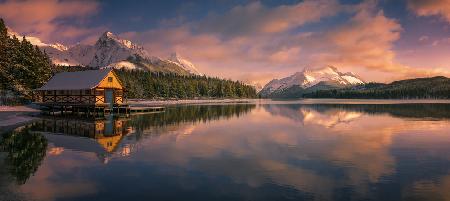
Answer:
(1, 0, 450, 85)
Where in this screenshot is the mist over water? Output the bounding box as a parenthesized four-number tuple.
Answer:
(1, 101, 450, 201)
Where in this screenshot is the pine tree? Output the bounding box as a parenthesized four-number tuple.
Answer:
(115, 70, 257, 99)
(0, 18, 53, 104)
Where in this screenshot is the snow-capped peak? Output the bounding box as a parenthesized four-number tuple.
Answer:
(105, 31, 114, 37)
(167, 52, 202, 75)
(99, 31, 116, 40)
(88, 31, 151, 67)
(49, 43, 68, 51)
(9, 30, 203, 75)
(260, 66, 365, 95)
(97, 31, 144, 50)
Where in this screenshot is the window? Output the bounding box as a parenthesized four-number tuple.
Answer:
(108, 77, 113, 82)
(85, 90, 91, 95)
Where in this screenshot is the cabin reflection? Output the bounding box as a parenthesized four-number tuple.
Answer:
(31, 116, 134, 158)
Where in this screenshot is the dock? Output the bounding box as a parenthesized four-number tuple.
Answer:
(37, 103, 165, 117)
(128, 106, 165, 114)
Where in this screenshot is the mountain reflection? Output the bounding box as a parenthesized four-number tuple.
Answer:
(264, 103, 450, 127)
(2, 102, 450, 201)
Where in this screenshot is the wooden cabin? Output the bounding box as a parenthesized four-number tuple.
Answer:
(35, 69, 126, 111)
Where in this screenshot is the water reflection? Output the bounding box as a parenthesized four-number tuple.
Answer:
(0, 127, 47, 184)
(1, 102, 450, 201)
(264, 103, 450, 124)
(30, 116, 133, 164)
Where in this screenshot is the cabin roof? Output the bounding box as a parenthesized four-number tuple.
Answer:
(37, 69, 116, 90)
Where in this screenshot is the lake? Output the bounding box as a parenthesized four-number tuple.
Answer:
(1, 100, 450, 201)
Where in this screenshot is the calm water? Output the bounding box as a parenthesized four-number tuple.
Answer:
(2, 100, 450, 201)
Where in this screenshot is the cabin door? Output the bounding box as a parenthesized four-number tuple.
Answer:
(104, 115, 114, 136)
(104, 89, 114, 109)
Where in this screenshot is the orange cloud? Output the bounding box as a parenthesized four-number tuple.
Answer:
(298, 5, 450, 81)
(408, 0, 450, 23)
(120, 1, 450, 84)
(5, 0, 448, 84)
(0, 0, 101, 43)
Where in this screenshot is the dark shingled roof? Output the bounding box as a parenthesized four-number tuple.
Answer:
(37, 69, 113, 90)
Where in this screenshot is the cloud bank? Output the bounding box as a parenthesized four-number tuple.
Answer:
(2, 0, 450, 85)
(408, 0, 450, 23)
(122, 0, 450, 84)
(0, 0, 104, 44)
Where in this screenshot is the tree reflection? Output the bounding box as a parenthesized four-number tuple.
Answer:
(308, 103, 450, 119)
(129, 104, 256, 133)
(0, 127, 47, 184)
(264, 103, 450, 122)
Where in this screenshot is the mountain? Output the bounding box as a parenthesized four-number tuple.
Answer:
(18, 31, 202, 75)
(106, 54, 195, 75)
(250, 83, 264, 92)
(242, 81, 263, 92)
(303, 76, 450, 99)
(49, 43, 68, 51)
(167, 53, 202, 75)
(260, 66, 365, 98)
(88, 31, 151, 67)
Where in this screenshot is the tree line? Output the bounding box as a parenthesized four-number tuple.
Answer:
(0, 18, 256, 105)
(302, 77, 450, 99)
(116, 70, 257, 99)
(0, 19, 53, 104)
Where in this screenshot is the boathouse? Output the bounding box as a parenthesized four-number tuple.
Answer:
(35, 69, 127, 114)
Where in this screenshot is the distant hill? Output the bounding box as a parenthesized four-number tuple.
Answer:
(259, 66, 365, 98)
(303, 76, 450, 99)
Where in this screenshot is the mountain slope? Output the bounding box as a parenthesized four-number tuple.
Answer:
(106, 55, 192, 75)
(167, 53, 202, 75)
(14, 31, 202, 75)
(88, 32, 150, 67)
(260, 66, 365, 98)
(303, 76, 450, 99)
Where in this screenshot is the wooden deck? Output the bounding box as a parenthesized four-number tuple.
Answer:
(35, 102, 165, 116)
(128, 106, 165, 114)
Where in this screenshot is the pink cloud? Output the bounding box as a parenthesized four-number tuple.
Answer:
(120, 0, 450, 85)
(314, 9, 404, 73)
(0, 0, 101, 43)
(419, 35, 429, 42)
(3, 0, 449, 85)
(408, 0, 450, 23)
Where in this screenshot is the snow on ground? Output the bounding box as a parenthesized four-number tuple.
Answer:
(0, 113, 36, 127)
(342, 75, 364, 85)
(107, 61, 138, 70)
(0, 106, 39, 128)
(0, 105, 39, 112)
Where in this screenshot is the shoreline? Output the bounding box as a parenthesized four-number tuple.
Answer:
(128, 98, 450, 107)
(2, 98, 450, 130)
(127, 98, 259, 106)
(0, 105, 40, 131)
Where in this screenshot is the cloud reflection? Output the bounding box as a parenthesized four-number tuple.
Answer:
(5, 103, 450, 200)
